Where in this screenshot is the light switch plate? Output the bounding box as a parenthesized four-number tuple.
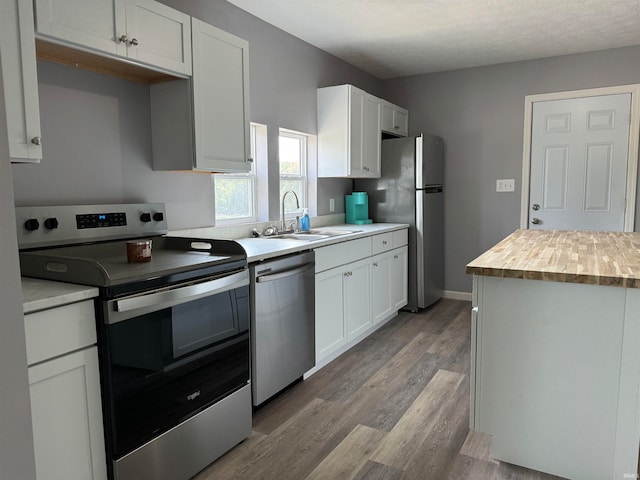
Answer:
(496, 179, 515, 192)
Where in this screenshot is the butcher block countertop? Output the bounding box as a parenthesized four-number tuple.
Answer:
(466, 229, 640, 288)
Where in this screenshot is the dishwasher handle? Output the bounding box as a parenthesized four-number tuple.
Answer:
(256, 262, 314, 283)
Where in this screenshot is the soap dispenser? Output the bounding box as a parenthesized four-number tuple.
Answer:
(300, 208, 310, 232)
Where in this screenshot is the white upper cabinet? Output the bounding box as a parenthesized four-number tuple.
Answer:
(123, 1, 192, 75)
(151, 18, 251, 173)
(0, 0, 43, 162)
(34, 0, 192, 76)
(381, 99, 408, 137)
(191, 18, 250, 172)
(318, 84, 381, 178)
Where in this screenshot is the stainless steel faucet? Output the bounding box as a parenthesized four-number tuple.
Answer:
(281, 190, 300, 232)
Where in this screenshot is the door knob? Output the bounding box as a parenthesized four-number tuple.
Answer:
(531, 218, 541, 225)
(532, 204, 540, 211)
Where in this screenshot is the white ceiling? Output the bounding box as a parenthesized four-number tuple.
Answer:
(226, 0, 640, 79)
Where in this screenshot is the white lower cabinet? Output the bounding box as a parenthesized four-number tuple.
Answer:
(371, 251, 393, 325)
(391, 246, 408, 310)
(344, 258, 371, 340)
(315, 256, 371, 360)
(25, 300, 106, 480)
(315, 267, 347, 360)
(313, 229, 408, 371)
(29, 347, 106, 480)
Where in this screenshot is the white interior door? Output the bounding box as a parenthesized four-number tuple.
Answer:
(528, 93, 631, 231)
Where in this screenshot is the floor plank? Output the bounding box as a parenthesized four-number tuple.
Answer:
(305, 424, 385, 480)
(193, 300, 567, 480)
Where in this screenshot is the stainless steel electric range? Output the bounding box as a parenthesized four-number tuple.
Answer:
(16, 203, 252, 480)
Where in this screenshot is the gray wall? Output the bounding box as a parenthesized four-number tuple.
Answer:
(12, 0, 382, 229)
(0, 58, 36, 479)
(383, 45, 640, 293)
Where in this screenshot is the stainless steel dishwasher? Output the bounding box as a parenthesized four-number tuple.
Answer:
(251, 251, 315, 406)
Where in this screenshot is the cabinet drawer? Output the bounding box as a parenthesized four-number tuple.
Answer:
(315, 237, 372, 273)
(25, 300, 97, 366)
(393, 229, 408, 248)
(372, 232, 394, 255)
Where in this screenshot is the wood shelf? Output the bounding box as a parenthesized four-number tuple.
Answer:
(35, 39, 179, 85)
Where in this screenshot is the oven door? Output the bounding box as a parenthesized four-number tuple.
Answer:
(100, 270, 250, 459)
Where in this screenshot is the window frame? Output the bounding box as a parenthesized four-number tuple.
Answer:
(279, 128, 309, 219)
(213, 123, 259, 225)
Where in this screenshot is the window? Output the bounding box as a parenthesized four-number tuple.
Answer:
(214, 124, 259, 224)
(279, 129, 308, 217)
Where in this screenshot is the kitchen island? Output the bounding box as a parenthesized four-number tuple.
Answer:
(466, 229, 640, 480)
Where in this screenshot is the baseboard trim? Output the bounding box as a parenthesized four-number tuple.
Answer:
(443, 290, 472, 302)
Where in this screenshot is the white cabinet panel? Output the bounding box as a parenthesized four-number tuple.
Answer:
(313, 229, 408, 368)
(315, 237, 371, 273)
(371, 251, 393, 325)
(29, 347, 107, 480)
(35, 0, 126, 56)
(472, 275, 637, 480)
(124, 0, 192, 75)
(345, 258, 371, 340)
(34, 0, 191, 76)
(391, 246, 408, 310)
(315, 268, 347, 360)
(192, 18, 250, 172)
(372, 245, 408, 325)
(371, 232, 394, 255)
(1, 0, 43, 162)
(152, 19, 250, 172)
(24, 300, 96, 365)
(362, 93, 381, 177)
(318, 84, 381, 178)
(381, 100, 409, 137)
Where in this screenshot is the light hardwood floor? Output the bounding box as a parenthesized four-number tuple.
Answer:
(193, 299, 564, 480)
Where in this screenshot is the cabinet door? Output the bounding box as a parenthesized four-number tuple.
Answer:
(29, 347, 107, 480)
(345, 258, 371, 340)
(315, 268, 347, 361)
(124, 0, 192, 75)
(371, 251, 393, 325)
(348, 87, 365, 176)
(393, 108, 409, 137)
(381, 100, 409, 137)
(391, 246, 409, 310)
(381, 102, 395, 133)
(362, 94, 381, 177)
(1, 0, 43, 162)
(192, 18, 251, 172)
(34, 0, 127, 57)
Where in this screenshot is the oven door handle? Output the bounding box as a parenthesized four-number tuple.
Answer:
(113, 271, 249, 314)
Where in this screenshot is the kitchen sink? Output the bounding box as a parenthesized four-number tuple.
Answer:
(262, 229, 362, 241)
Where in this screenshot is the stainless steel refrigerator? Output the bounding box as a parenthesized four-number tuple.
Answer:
(354, 134, 444, 311)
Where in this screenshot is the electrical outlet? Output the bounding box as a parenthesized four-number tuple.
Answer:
(496, 179, 515, 192)
(329, 198, 335, 212)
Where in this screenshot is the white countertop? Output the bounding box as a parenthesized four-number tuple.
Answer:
(171, 223, 409, 263)
(20, 223, 408, 312)
(22, 277, 98, 314)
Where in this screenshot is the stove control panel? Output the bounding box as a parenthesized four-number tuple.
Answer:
(76, 212, 127, 229)
(16, 203, 168, 249)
